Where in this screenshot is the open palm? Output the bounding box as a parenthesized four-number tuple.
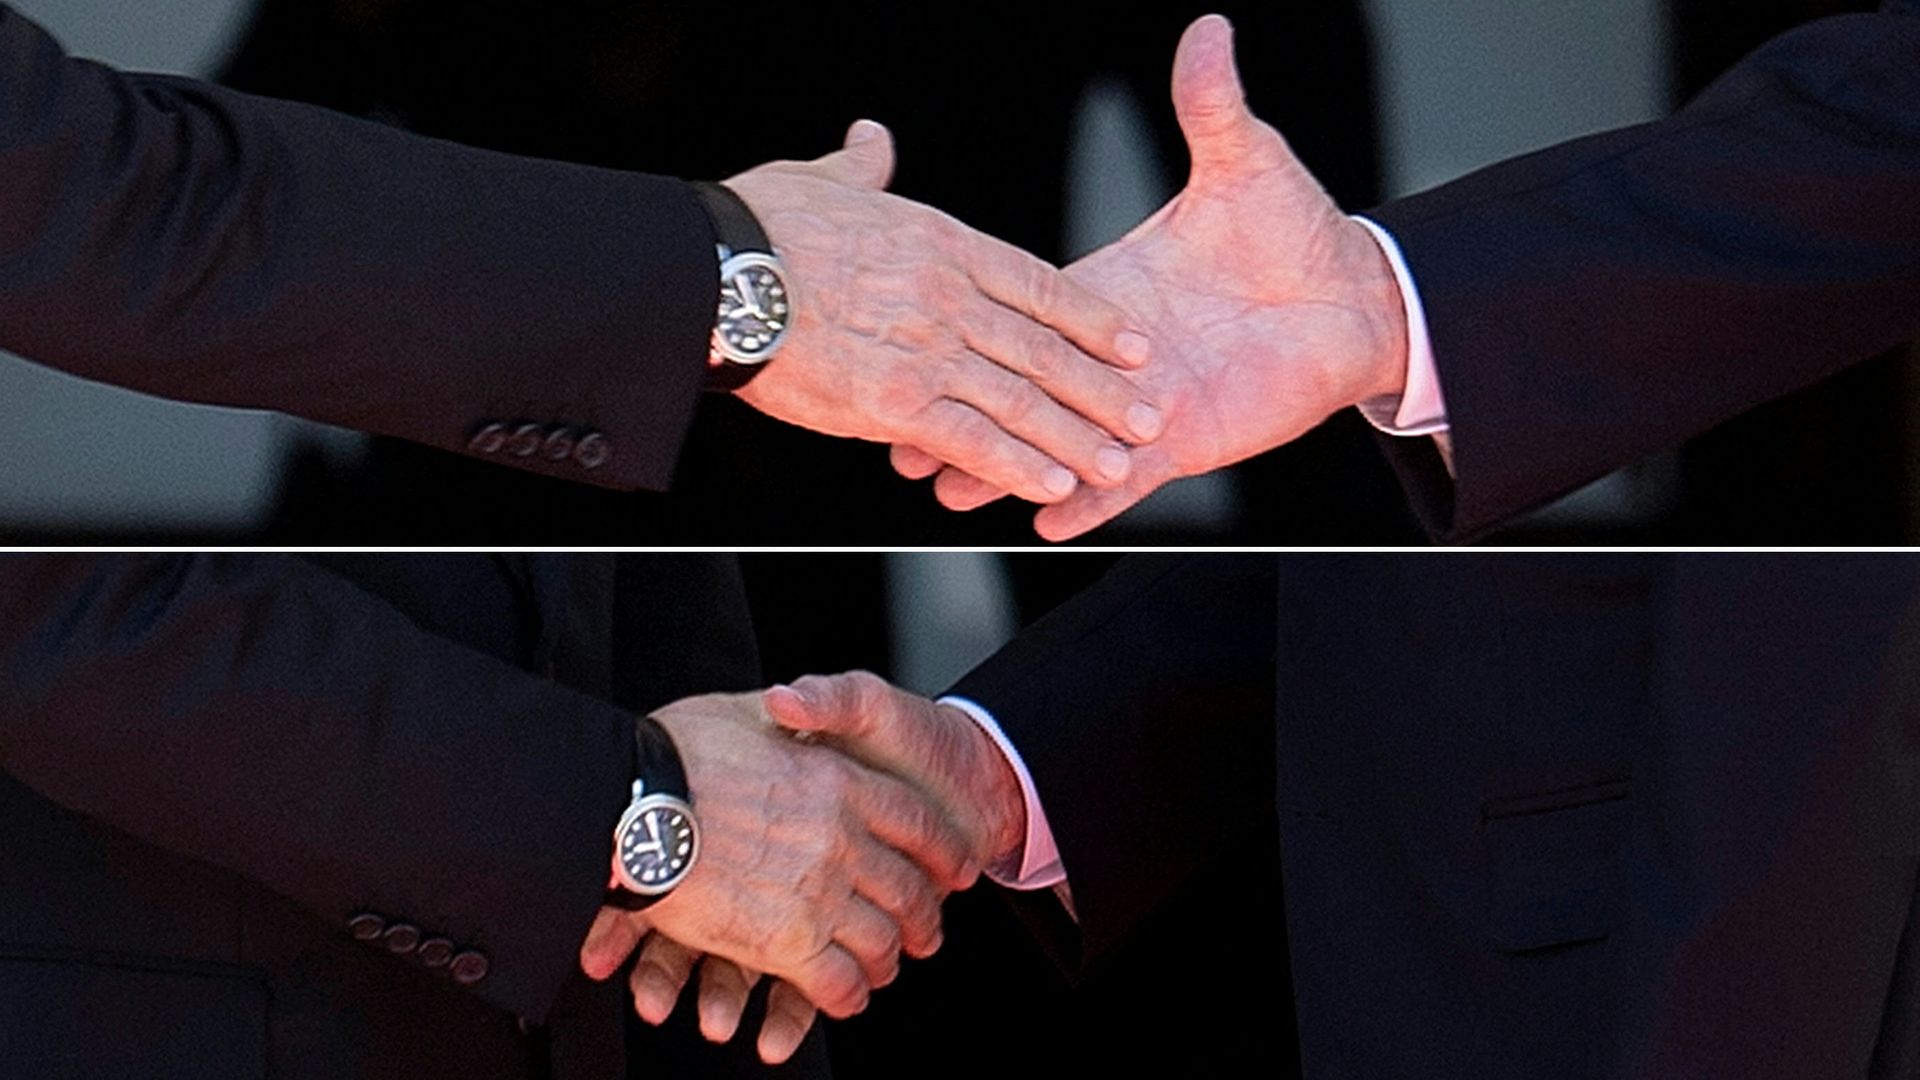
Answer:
(894, 14, 1407, 540)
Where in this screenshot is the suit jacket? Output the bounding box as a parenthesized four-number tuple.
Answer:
(1366, 3, 1920, 541)
(0, 554, 816, 1079)
(955, 554, 1920, 1079)
(0, 6, 719, 493)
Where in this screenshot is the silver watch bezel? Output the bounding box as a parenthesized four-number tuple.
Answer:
(611, 786, 700, 897)
(711, 249, 793, 368)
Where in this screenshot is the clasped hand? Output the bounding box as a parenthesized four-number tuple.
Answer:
(578, 677, 1024, 1065)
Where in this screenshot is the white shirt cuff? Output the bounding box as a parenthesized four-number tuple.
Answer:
(1351, 215, 1449, 437)
(936, 696, 1066, 890)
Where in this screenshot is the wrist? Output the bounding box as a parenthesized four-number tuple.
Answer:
(604, 716, 700, 910)
(936, 702, 1026, 868)
(692, 180, 791, 392)
(1345, 217, 1412, 404)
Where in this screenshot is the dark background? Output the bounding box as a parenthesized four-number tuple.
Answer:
(0, 0, 1909, 547)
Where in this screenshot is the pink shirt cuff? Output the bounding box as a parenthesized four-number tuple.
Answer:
(1351, 216, 1449, 437)
(937, 696, 1066, 890)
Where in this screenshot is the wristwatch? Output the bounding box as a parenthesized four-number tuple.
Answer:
(693, 181, 793, 392)
(606, 718, 701, 910)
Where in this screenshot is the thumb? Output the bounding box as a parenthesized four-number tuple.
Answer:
(805, 119, 897, 190)
(1171, 15, 1289, 177)
(766, 671, 898, 739)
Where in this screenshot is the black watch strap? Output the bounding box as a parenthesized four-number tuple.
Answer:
(692, 182, 780, 392)
(692, 181, 772, 256)
(604, 717, 693, 911)
(631, 714, 690, 802)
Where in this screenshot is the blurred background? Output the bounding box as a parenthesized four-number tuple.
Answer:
(0, 0, 1909, 548)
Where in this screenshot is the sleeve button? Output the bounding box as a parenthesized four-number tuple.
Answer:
(541, 428, 576, 461)
(468, 423, 507, 455)
(449, 951, 491, 986)
(417, 938, 455, 968)
(507, 424, 544, 457)
(573, 433, 611, 471)
(381, 924, 422, 955)
(347, 913, 386, 941)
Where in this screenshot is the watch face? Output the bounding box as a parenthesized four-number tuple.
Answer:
(715, 252, 791, 364)
(615, 794, 699, 895)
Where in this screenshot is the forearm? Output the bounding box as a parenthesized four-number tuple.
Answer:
(1368, 9, 1920, 540)
(0, 554, 634, 1021)
(949, 554, 1278, 969)
(0, 7, 717, 490)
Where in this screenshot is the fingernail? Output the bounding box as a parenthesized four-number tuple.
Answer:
(761, 1021, 802, 1065)
(1115, 330, 1151, 367)
(848, 119, 884, 144)
(1095, 446, 1131, 483)
(633, 969, 675, 1022)
(1044, 466, 1077, 498)
(1127, 402, 1164, 441)
(703, 999, 742, 1041)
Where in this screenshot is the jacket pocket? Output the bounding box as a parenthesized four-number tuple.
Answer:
(0, 949, 268, 1079)
(1480, 779, 1632, 953)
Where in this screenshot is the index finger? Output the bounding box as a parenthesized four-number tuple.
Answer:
(851, 766, 978, 891)
(960, 230, 1151, 371)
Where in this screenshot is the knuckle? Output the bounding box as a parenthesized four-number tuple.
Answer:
(772, 918, 822, 963)
(1024, 263, 1062, 319)
(999, 379, 1051, 429)
(822, 969, 868, 1017)
(1020, 328, 1063, 381)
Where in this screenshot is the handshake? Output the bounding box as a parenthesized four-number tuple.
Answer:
(578, 674, 1012, 1064)
(725, 15, 1410, 540)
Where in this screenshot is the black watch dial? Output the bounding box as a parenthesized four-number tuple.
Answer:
(714, 251, 791, 364)
(615, 792, 699, 895)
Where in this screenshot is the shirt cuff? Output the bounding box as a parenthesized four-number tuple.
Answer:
(936, 696, 1067, 891)
(1351, 216, 1449, 437)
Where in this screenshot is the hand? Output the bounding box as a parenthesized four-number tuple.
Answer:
(890, 15, 1410, 540)
(580, 913, 817, 1066)
(725, 121, 1168, 505)
(763, 672, 1026, 872)
(586, 691, 976, 1019)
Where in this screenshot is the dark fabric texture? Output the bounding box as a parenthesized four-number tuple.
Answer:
(964, 554, 1920, 1078)
(1366, 7, 1920, 540)
(0, 554, 825, 1079)
(0, 5, 717, 493)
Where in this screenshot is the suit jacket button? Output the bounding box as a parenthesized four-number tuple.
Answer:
(507, 424, 544, 457)
(468, 423, 507, 455)
(347, 913, 386, 941)
(417, 938, 455, 968)
(449, 950, 491, 985)
(382, 924, 422, 955)
(573, 433, 611, 471)
(541, 428, 576, 461)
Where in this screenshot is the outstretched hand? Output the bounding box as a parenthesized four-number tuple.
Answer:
(727, 120, 1167, 505)
(892, 14, 1410, 540)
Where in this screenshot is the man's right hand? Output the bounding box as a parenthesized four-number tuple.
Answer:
(763, 672, 1027, 873)
(890, 15, 1412, 539)
(580, 690, 977, 1020)
(723, 121, 1167, 505)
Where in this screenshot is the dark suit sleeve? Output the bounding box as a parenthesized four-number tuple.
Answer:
(0, 6, 717, 492)
(1365, 6, 1920, 541)
(0, 555, 637, 1023)
(947, 555, 1277, 973)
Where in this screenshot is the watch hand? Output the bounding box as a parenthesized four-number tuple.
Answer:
(732, 274, 764, 317)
